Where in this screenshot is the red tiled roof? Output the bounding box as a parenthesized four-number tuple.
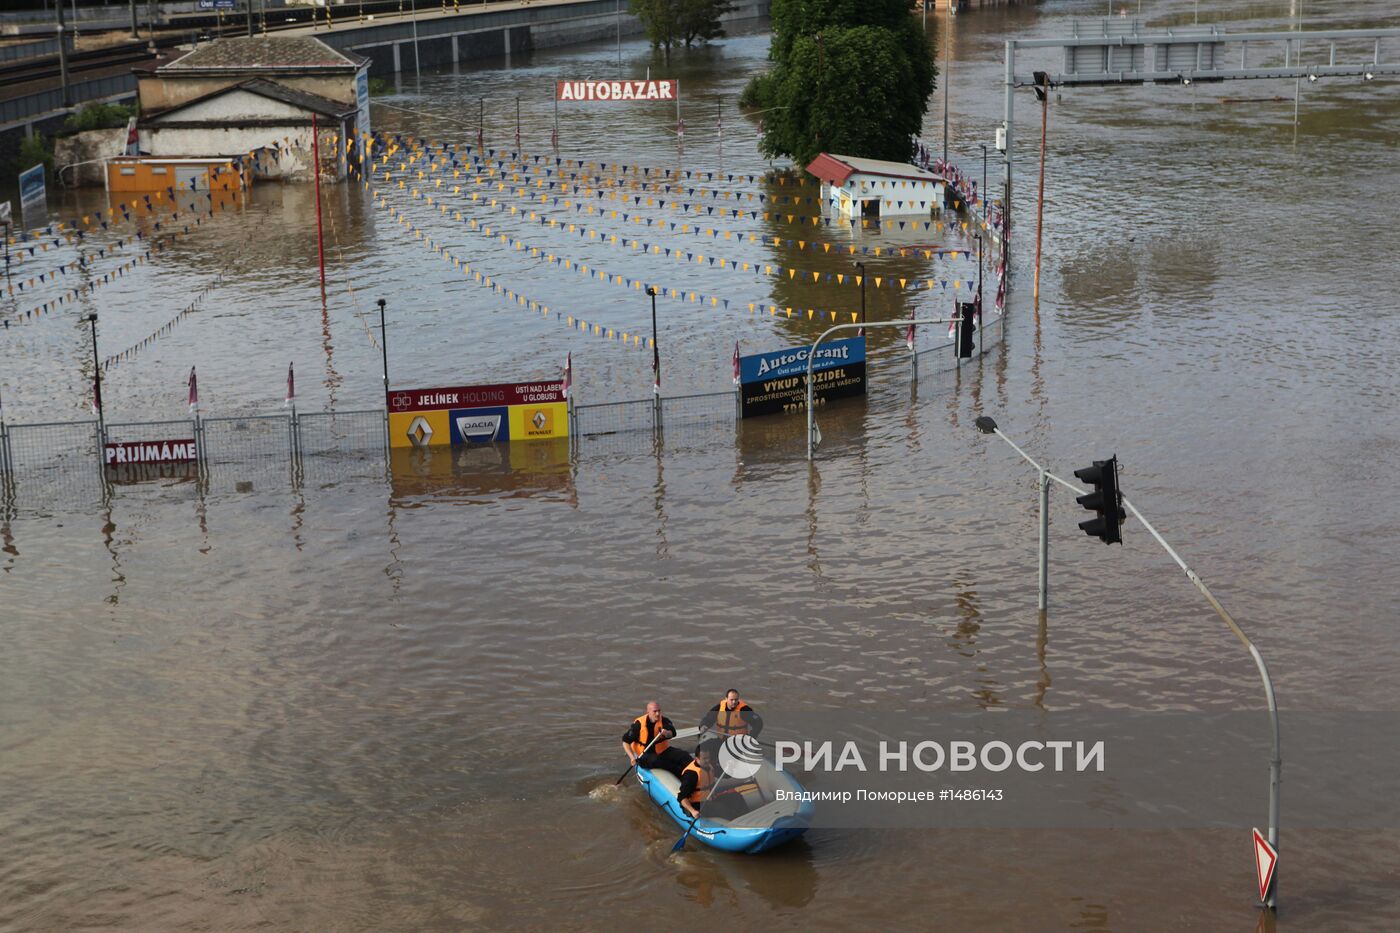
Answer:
(806, 153, 855, 186)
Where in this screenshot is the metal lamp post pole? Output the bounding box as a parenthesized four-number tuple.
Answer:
(973, 416, 1282, 910)
(976, 233, 984, 354)
(979, 142, 988, 207)
(855, 260, 866, 332)
(377, 298, 389, 393)
(942, 12, 950, 163)
(805, 319, 949, 461)
(647, 286, 661, 428)
(82, 313, 103, 439)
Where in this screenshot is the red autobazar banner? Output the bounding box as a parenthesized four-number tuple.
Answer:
(555, 79, 678, 102)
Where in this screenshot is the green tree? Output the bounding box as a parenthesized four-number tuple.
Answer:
(630, 0, 735, 62)
(747, 0, 935, 166)
(14, 133, 53, 183)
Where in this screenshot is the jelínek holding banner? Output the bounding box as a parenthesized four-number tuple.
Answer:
(738, 337, 867, 418)
(555, 79, 677, 102)
(387, 381, 568, 449)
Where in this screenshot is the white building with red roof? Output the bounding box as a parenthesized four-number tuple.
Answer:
(805, 152, 947, 220)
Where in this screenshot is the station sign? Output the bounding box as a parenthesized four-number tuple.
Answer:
(197, 1, 238, 10)
(737, 337, 866, 418)
(555, 80, 678, 102)
(104, 438, 197, 466)
(386, 381, 567, 448)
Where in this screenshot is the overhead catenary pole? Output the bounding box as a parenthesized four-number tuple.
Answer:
(942, 9, 950, 163)
(411, 0, 421, 81)
(973, 416, 1282, 910)
(247, 0, 254, 38)
(129, 0, 139, 39)
(55, 0, 70, 108)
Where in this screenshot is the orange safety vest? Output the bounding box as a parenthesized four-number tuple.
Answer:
(713, 699, 752, 736)
(631, 714, 670, 757)
(681, 759, 716, 805)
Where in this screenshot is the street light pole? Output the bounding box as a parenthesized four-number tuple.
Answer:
(979, 142, 988, 207)
(942, 10, 950, 164)
(647, 286, 659, 396)
(972, 415, 1282, 911)
(377, 298, 389, 394)
(82, 313, 103, 436)
(806, 319, 949, 461)
(855, 261, 866, 332)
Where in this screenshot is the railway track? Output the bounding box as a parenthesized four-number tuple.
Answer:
(1, 1, 508, 103)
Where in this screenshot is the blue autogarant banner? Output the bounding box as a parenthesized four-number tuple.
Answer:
(738, 336, 866, 418)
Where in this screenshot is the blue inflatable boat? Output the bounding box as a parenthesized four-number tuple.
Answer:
(636, 750, 813, 854)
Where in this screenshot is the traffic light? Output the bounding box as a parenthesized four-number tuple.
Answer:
(1073, 455, 1126, 544)
(956, 300, 977, 358)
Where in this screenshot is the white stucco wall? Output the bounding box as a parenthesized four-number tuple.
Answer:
(139, 123, 347, 181)
(151, 89, 314, 124)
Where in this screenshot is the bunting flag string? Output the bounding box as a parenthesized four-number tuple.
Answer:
(376, 191, 868, 328)
(364, 130, 815, 193)
(101, 272, 225, 371)
(2, 194, 230, 329)
(4, 232, 144, 296)
(373, 150, 981, 296)
(362, 133, 975, 236)
(370, 195, 651, 352)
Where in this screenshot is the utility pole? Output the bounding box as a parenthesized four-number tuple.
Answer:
(247, 0, 254, 38)
(1033, 71, 1050, 303)
(129, 0, 139, 39)
(56, 0, 71, 108)
(943, 11, 950, 163)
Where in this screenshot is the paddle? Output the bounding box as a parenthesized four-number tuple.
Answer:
(615, 726, 701, 785)
(671, 757, 729, 853)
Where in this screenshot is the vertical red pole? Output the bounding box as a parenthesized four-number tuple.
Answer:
(312, 113, 326, 294)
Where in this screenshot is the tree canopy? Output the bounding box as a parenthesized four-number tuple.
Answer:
(745, 0, 936, 167)
(630, 0, 736, 62)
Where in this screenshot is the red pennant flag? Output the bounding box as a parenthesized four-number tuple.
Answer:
(732, 341, 741, 386)
(187, 366, 199, 413)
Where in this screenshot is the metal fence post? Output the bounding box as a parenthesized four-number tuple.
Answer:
(1038, 469, 1050, 610)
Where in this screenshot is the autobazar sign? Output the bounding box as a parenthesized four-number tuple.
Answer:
(738, 337, 866, 418)
(387, 381, 567, 448)
(555, 79, 678, 101)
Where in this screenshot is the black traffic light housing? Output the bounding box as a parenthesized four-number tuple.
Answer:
(956, 300, 977, 358)
(1033, 70, 1052, 102)
(1073, 455, 1126, 544)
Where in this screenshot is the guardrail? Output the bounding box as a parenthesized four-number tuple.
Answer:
(0, 71, 138, 127)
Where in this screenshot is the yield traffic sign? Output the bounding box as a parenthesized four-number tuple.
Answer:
(1253, 828, 1278, 903)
